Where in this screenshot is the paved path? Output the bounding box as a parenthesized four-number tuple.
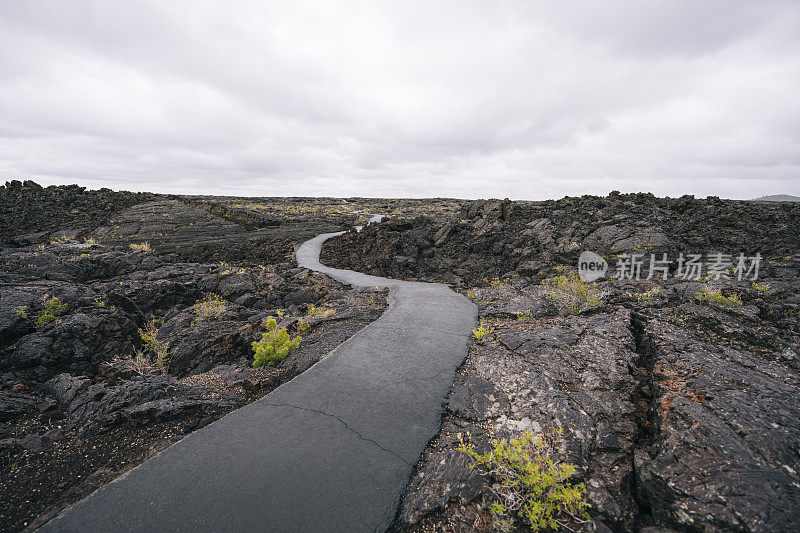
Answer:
(40, 226, 477, 532)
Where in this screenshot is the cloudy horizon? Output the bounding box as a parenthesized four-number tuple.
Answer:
(1, 1, 799, 200)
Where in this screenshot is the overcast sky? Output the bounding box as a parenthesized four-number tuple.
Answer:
(1, 1, 798, 199)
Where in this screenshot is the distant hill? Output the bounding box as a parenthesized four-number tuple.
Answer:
(750, 194, 800, 202)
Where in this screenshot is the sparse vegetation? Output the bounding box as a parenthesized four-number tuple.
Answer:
(483, 275, 518, 289)
(14, 306, 27, 319)
(296, 318, 310, 333)
(129, 242, 152, 252)
(516, 310, 533, 320)
(50, 234, 76, 244)
(15, 295, 68, 329)
(94, 296, 106, 308)
(306, 304, 335, 318)
(696, 286, 743, 306)
(751, 281, 771, 292)
(630, 286, 661, 303)
(366, 287, 383, 306)
(191, 293, 227, 324)
(472, 319, 493, 341)
(108, 317, 170, 375)
(139, 318, 170, 373)
(252, 317, 301, 367)
(458, 429, 589, 532)
(542, 271, 603, 314)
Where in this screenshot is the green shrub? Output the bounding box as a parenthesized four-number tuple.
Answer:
(542, 272, 603, 314)
(129, 242, 152, 252)
(39, 296, 67, 328)
(367, 288, 386, 307)
(252, 317, 301, 367)
(472, 319, 493, 341)
(751, 281, 770, 292)
(629, 286, 661, 303)
(191, 293, 227, 324)
(296, 318, 310, 334)
(483, 275, 519, 289)
(306, 304, 335, 317)
(139, 318, 170, 374)
(108, 350, 159, 376)
(696, 286, 743, 306)
(458, 429, 589, 531)
(107, 317, 169, 375)
(50, 234, 76, 244)
(16, 296, 68, 329)
(484, 276, 504, 288)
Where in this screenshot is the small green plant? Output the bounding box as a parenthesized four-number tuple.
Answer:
(50, 234, 76, 244)
(458, 429, 589, 532)
(472, 319, 493, 341)
(108, 350, 158, 376)
(696, 286, 743, 306)
(306, 304, 335, 318)
(139, 318, 170, 373)
(483, 274, 519, 289)
(107, 317, 169, 375)
(484, 276, 503, 288)
(16, 296, 68, 329)
(83, 237, 98, 245)
(751, 281, 771, 292)
(276, 308, 285, 320)
(191, 293, 227, 324)
(366, 287, 385, 308)
(94, 296, 106, 308)
(296, 318, 310, 333)
(129, 242, 152, 252)
(542, 272, 603, 314)
(252, 317, 301, 367)
(466, 289, 476, 299)
(36, 296, 67, 328)
(632, 286, 661, 303)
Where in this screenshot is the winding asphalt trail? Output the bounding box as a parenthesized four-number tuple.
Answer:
(39, 220, 477, 532)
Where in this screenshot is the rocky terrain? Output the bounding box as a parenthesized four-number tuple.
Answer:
(322, 194, 800, 286)
(3, 182, 799, 532)
(321, 195, 800, 531)
(0, 181, 408, 531)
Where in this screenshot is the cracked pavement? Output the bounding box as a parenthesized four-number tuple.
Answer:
(38, 228, 477, 532)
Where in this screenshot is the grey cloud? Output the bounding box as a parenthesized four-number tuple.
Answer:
(0, 0, 798, 199)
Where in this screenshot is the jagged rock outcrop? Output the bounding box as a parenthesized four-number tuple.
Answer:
(394, 272, 800, 532)
(322, 194, 800, 285)
(0, 184, 390, 532)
